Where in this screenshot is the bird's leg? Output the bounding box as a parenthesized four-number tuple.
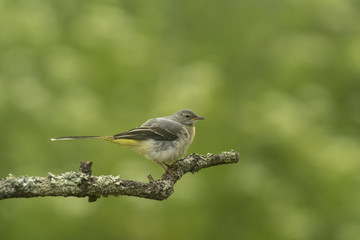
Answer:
(163, 162, 179, 176)
(155, 161, 177, 176)
(155, 161, 168, 171)
(163, 162, 172, 168)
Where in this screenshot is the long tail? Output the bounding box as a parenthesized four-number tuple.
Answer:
(51, 136, 111, 141)
(50, 136, 141, 148)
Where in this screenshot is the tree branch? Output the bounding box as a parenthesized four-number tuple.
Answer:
(0, 150, 239, 201)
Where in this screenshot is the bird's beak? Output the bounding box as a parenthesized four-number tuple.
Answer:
(193, 115, 205, 120)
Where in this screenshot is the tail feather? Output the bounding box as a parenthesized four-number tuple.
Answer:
(51, 135, 144, 149)
(51, 136, 105, 141)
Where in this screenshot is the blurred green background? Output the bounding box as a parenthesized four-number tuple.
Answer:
(1, 0, 360, 239)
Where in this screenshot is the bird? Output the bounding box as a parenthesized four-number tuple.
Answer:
(51, 109, 205, 174)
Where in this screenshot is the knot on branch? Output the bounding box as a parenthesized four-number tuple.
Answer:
(79, 161, 93, 176)
(78, 161, 97, 202)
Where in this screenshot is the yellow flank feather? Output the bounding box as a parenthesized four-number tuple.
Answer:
(98, 137, 151, 155)
(96, 137, 138, 146)
(111, 138, 140, 146)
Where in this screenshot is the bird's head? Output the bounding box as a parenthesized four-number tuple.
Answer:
(173, 109, 205, 126)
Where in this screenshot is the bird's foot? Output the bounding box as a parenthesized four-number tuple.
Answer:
(156, 161, 178, 177)
(162, 168, 177, 177)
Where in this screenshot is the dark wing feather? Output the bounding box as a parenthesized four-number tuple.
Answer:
(113, 127, 178, 141)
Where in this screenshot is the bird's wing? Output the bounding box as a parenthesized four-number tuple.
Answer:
(113, 118, 181, 141)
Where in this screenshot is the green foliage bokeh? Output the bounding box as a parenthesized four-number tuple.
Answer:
(1, 0, 360, 240)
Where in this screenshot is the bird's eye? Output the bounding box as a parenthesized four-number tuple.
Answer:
(185, 114, 191, 119)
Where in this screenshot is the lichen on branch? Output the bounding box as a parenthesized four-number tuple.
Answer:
(0, 150, 239, 201)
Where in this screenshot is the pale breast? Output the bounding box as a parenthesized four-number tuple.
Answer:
(144, 125, 196, 163)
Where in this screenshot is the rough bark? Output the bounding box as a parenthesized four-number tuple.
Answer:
(0, 150, 239, 202)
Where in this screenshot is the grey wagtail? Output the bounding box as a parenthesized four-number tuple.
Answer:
(51, 109, 205, 173)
